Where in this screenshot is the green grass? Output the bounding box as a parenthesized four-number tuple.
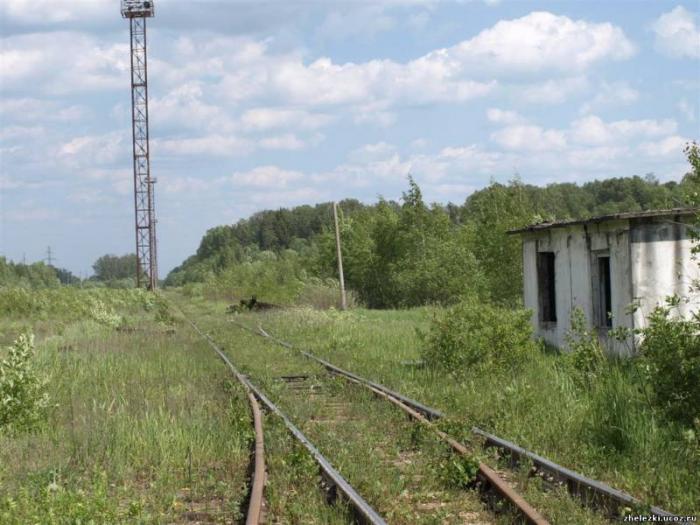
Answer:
(180, 296, 611, 524)
(186, 308, 495, 524)
(235, 305, 699, 517)
(0, 288, 351, 523)
(4, 288, 696, 522)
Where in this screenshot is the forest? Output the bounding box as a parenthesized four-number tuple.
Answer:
(165, 173, 697, 308)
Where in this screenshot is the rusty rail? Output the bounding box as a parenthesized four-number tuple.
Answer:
(180, 314, 266, 524)
(180, 312, 388, 525)
(345, 374, 549, 524)
(246, 389, 265, 525)
(238, 319, 678, 520)
(232, 320, 547, 524)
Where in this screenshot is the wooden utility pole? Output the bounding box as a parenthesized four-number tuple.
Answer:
(333, 202, 347, 310)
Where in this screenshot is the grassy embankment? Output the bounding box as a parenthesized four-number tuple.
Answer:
(0, 288, 351, 524)
(228, 304, 698, 518)
(181, 295, 610, 525)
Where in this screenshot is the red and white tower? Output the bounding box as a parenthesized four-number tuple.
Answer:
(122, 0, 158, 290)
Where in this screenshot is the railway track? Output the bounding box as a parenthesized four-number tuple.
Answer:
(228, 317, 677, 522)
(217, 317, 549, 524)
(178, 309, 388, 525)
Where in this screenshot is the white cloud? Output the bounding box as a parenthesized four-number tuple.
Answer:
(410, 138, 429, 150)
(518, 76, 589, 104)
(638, 135, 690, 157)
(247, 187, 326, 207)
(162, 176, 213, 194)
(0, 32, 128, 94)
(571, 116, 677, 145)
(241, 108, 332, 131)
(157, 135, 253, 157)
(652, 6, 700, 59)
(58, 132, 127, 166)
(579, 81, 639, 114)
(0, 98, 88, 123)
(151, 82, 234, 132)
(0, 125, 45, 141)
(450, 11, 634, 73)
(491, 125, 567, 152)
(163, 11, 628, 119)
(487, 108, 526, 124)
(0, 0, 112, 25)
(259, 133, 306, 150)
(229, 166, 305, 188)
(349, 142, 397, 162)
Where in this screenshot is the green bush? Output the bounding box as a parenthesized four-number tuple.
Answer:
(0, 333, 51, 434)
(565, 307, 605, 386)
(638, 299, 700, 426)
(421, 299, 536, 372)
(0, 287, 151, 320)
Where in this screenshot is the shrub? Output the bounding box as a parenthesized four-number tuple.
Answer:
(440, 454, 480, 488)
(421, 299, 536, 372)
(0, 333, 51, 434)
(638, 299, 700, 426)
(565, 307, 605, 386)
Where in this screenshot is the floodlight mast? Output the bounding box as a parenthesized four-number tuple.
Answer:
(122, 0, 157, 290)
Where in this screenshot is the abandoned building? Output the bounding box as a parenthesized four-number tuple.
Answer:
(509, 208, 699, 354)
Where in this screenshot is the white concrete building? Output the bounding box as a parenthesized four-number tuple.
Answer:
(510, 209, 699, 354)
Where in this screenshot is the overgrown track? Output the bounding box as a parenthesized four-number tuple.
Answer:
(181, 315, 266, 525)
(230, 319, 548, 525)
(178, 309, 388, 525)
(234, 318, 677, 521)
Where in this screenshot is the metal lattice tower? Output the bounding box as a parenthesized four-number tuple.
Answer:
(122, 0, 157, 290)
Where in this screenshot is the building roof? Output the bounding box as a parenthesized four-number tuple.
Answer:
(508, 208, 698, 235)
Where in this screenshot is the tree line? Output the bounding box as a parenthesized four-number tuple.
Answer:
(166, 172, 698, 307)
(0, 254, 138, 288)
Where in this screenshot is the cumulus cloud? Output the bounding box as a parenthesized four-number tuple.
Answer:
(491, 125, 567, 152)
(570, 116, 677, 145)
(579, 81, 640, 114)
(0, 0, 112, 25)
(486, 108, 526, 124)
(449, 11, 634, 73)
(638, 135, 690, 157)
(241, 108, 333, 131)
(349, 142, 397, 162)
(151, 82, 234, 133)
(0, 32, 128, 94)
(228, 166, 305, 188)
(0, 98, 88, 123)
(259, 134, 307, 151)
(156, 134, 253, 157)
(148, 11, 632, 121)
(652, 6, 700, 59)
(518, 76, 589, 104)
(58, 131, 128, 166)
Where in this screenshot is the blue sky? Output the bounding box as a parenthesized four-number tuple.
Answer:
(1, 0, 698, 277)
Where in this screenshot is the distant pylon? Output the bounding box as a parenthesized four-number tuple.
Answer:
(121, 0, 158, 290)
(44, 246, 55, 266)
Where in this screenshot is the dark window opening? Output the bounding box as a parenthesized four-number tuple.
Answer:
(537, 252, 556, 323)
(598, 256, 612, 328)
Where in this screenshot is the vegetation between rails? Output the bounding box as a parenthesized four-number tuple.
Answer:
(252, 304, 699, 516)
(0, 288, 354, 524)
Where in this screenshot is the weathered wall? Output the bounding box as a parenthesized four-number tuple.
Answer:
(522, 220, 635, 353)
(630, 217, 700, 332)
